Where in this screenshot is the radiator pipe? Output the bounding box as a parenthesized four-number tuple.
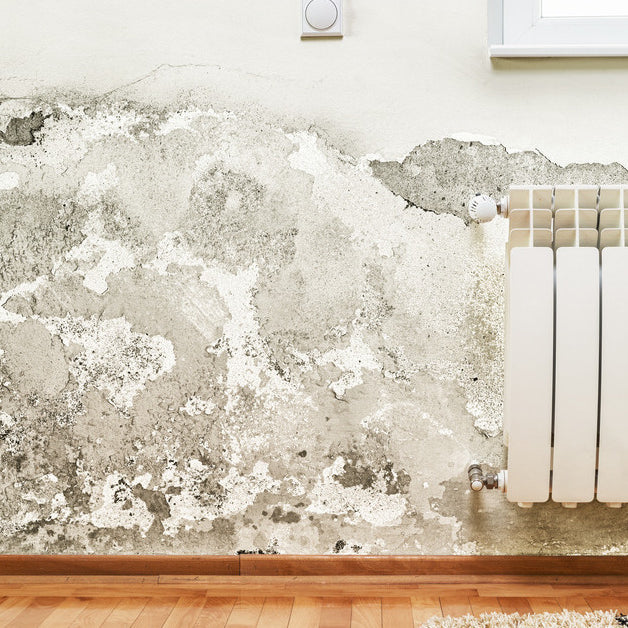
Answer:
(467, 464, 505, 492)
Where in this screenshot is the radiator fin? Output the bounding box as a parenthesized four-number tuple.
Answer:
(551, 247, 599, 504)
(505, 247, 554, 504)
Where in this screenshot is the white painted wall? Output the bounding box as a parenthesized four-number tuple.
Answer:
(2, 0, 628, 164)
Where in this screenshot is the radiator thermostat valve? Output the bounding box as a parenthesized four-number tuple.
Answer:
(469, 194, 497, 223)
(468, 194, 509, 223)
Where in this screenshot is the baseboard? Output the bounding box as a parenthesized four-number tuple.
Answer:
(0, 555, 626, 576)
(239, 555, 628, 576)
(0, 555, 239, 576)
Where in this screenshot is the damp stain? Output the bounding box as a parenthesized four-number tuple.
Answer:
(1, 100, 626, 556)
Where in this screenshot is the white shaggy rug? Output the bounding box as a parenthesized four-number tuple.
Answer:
(423, 610, 624, 627)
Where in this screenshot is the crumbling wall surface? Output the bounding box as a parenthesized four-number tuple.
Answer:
(0, 98, 625, 555)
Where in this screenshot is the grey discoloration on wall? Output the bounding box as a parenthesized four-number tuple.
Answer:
(371, 139, 628, 223)
(0, 110, 46, 146)
(0, 98, 626, 555)
(434, 478, 628, 555)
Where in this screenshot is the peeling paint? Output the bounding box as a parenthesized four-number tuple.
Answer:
(64, 212, 135, 294)
(40, 315, 175, 411)
(370, 138, 628, 223)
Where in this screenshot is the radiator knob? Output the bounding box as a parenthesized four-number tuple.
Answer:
(468, 194, 498, 223)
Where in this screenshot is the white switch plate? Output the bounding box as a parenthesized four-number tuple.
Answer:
(302, 0, 343, 38)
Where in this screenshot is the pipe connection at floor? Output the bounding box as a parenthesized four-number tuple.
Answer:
(468, 464, 507, 492)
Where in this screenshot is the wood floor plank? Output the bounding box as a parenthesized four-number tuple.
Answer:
(256, 597, 293, 627)
(0, 574, 626, 628)
(556, 596, 591, 613)
(381, 597, 412, 628)
(162, 595, 205, 627)
(286, 597, 322, 628)
(0, 577, 71, 584)
(0, 598, 35, 625)
(527, 597, 562, 613)
(101, 598, 149, 627)
(351, 598, 382, 628)
(498, 597, 533, 615)
(469, 596, 502, 617)
(410, 597, 442, 624)
(118, 574, 628, 586)
(2, 576, 628, 595)
(7, 596, 58, 627)
(68, 577, 159, 584)
(39, 598, 90, 627)
(225, 596, 265, 627)
(586, 595, 628, 614)
(69, 598, 119, 627)
(585, 596, 621, 611)
(132, 596, 179, 627)
(0, 580, 484, 598)
(193, 597, 237, 627)
(550, 585, 628, 596)
(319, 597, 352, 628)
(439, 595, 472, 618)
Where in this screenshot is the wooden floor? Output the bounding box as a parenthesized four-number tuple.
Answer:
(0, 576, 626, 626)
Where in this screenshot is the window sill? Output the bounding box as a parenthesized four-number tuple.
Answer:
(490, 43, 628, 57)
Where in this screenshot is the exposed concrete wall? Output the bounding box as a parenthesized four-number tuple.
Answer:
(1, 1, 627, 554)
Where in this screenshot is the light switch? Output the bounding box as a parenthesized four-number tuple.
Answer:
(302, 0, 342, 38)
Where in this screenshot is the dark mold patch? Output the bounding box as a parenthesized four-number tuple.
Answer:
(132, 484, 171, 533)
(370, 139, 628, 224)
(382, 462, 411, 496)
(236, 543, 279, 555)
(269, 506, 300, 524)
(0, 111, 46, 146)
(333, 453, 411, 495)
(334, 459, 376, 490)
(333, 539, 346, 553)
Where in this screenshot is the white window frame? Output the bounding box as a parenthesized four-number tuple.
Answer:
(489, 0, 628, 57)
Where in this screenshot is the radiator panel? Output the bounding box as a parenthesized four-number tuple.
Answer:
(551, 246, 599, 504)
(492, 185, 628, 507)
(597, 246, 628, 504)
(505, 246, 554, 504)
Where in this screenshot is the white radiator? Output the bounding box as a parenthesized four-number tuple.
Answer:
(469, 185, 628, 509)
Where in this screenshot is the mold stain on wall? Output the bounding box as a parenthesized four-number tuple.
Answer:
(0, 97, 626, 555)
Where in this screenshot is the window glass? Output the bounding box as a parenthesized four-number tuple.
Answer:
(542, 0, 628, 17)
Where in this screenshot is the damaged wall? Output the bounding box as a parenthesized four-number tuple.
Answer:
(2, 0, 628, 554)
